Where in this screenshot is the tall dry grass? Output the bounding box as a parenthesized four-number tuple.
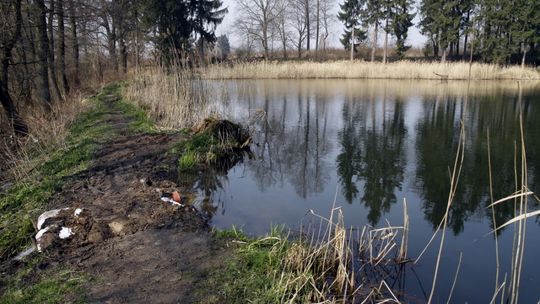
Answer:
(259, 198, 410, 303)
(0, 93, 90, 183)
(201, 60, 540, 80)
(123, 66, 215, 130)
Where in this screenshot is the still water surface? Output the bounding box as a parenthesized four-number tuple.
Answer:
(195, 79, 540, 302)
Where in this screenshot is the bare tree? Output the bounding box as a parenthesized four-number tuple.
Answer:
(236, 0, 285, 59)
(319, 0, 335, 52)
(288, 0, 308, 57)
(275, 0, 289, 59)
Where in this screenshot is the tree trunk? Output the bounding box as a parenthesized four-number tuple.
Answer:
(383, 19, 388, 64)
(456, 36, 460, 58)
(35, 0, 52, 108)
(120, 38, 127, 73)
(371, 23, 378, 62)
(441, 48, 447, 63)
(46, 0, 62, 100)
(48, 0, 55, 64)
(69, 0, 80, 87)
(57, 0, 69, 94)
(305, 0, 310, 51)
(521, 47, 527, 68)
(0, 0, 27, 135)
(263, 25, 269, 59)
(315, 0, 320, 52)
(463, 33, 468, 60)
(350, 27, 354, 62)
(281, 23, 287, 59)
(0, 79, 28, 136)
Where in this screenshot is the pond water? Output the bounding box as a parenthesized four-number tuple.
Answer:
(194, 79, 540, 303)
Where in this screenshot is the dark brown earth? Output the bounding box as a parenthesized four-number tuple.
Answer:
(9, 96, 232, 303)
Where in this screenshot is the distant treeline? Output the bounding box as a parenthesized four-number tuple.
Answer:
(234, 0, 540, 66)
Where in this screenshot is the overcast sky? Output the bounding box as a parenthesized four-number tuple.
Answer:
(216, 0, 427, 49)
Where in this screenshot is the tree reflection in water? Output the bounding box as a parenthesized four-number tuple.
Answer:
(336, 94, 406, 225)
(193, 79, 540, 235)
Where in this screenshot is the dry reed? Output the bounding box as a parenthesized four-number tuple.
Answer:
(0, 93, 89, 183)
(201, 61, 540, 80)
(123, 66, 215, 129)
(259, 197, 411, 303)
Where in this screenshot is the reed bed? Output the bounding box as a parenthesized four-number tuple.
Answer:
(201, 61, 540, 80)
(224, 200, 411, 303)
(124, 66, 215, 129)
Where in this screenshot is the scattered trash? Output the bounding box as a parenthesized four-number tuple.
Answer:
(74, 208, 83, 217)
(36, 226, 52, 252)
(160, 196, 184, 207)
(36, 226, 50, 240)
(14, 246, 36, 261)
(59, 227, 74, 239)
(37, 209, 62, 230)
(172, 191, 181, 203)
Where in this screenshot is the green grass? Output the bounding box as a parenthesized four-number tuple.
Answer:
(0, 95, 112, 260)
(179, 150, 197, 171)
(114, 100, 155, 133)
(204, 227, 301, 304)
(0, 257, 86, 304)
(0, 83, 136, 303)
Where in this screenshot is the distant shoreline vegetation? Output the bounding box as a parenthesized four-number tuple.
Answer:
(200, 60, 540, 81)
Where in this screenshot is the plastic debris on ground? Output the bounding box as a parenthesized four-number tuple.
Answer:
(59, 227, 74, 239)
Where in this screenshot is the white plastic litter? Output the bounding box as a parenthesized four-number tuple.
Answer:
(58, 227, 74, 239)
(37, 209, 61, 230)
(160, 197, 184, 207)
(74, 208, 83, 217)
(36, 227, 51, 252)
(36, 226, 50, 240)
(14, 246, 36, 261)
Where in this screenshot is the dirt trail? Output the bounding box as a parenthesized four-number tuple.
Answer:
(41, 95, 229, 303)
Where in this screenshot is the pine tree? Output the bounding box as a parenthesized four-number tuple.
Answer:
(390, 0, 414, 59)
(188, 0, 228, 58)
(419, 0, 461, 62)
(338, 0, 366, 60)
(477, 0, 514, 64)
(364, 0, 384, 61)
(142, 0, 226, 62)
(511, 0, 540, 67)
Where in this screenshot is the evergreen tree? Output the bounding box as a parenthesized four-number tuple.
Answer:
(390, 0, 414, 59)
(188, 0, 228, 57)
(142, 0, 227, 62)
(511, 0, 540, 66)
(338, 0, 366, 56)
(364, 0, 384, 61)
(477, 0, 513, 63)
(419, 0, 461, 62)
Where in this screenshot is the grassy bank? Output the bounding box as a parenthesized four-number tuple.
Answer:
(201, 60, 540, 80)
(203, 206, 409, 303)
(0, 83, 154, 303)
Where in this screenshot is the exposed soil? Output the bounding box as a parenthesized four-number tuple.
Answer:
(4, 95, 232, 303)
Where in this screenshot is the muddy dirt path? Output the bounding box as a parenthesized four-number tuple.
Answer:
(45, 95, 229, 303)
